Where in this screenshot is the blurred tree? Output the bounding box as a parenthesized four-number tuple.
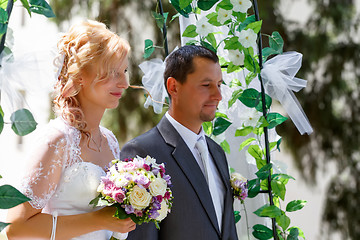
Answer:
(51, 0, 360, 238)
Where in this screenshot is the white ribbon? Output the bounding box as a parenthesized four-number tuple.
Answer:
(139, 58, 168, 114)
(260, 51, 313, 135)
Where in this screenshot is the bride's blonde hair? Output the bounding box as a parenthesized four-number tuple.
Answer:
(53, 20, 130, 131)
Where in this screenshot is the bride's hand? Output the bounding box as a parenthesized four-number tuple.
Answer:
(93, 207, 136, 233)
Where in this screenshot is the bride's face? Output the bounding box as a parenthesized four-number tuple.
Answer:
(77, 55, 129, 111)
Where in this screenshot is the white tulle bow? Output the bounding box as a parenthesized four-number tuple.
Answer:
(139, 58, 168, 114)
(260, 51, 313, 135)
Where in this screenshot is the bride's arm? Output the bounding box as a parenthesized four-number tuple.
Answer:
(6, 202, 135, 240)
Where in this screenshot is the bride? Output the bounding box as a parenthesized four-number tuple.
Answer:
(5, 20, 136, 239)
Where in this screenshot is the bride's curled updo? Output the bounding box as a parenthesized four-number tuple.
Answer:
(53, 20, 130, 131)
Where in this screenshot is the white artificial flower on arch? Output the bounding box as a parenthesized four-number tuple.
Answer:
(195, 17, 213, 36)
(228, 49, 245, 66)
(230, 0, 252, 13)
(217, 8, 233, 24)
(238, 28, 257, 48)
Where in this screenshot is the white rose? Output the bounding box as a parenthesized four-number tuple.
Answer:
(149, 178, 167, 196)
(128, 185, 152, 210)
(156, 201, 169, 222)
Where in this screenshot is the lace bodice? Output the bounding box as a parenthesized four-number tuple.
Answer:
(20, 117, 119, 239)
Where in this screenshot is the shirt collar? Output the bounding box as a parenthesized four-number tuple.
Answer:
(165, 112, 205, 150)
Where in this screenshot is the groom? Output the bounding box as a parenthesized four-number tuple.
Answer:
(120, 45, 238, 240)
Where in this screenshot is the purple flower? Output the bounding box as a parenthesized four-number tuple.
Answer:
(163, 175, 172, 186)
(134, 174, 150, 187)
(124, 204, 135, 214)
(149, 209, 160, 219)
(152, 168, 160, 176)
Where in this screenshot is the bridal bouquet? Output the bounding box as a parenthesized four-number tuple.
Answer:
(230, 172, 248, 204)
(90, 155, 173, 239)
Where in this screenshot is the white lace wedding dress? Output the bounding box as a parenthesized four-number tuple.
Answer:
(20, 117, 120, 239)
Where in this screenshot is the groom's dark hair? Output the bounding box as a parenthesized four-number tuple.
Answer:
(164, 45, 219, 97)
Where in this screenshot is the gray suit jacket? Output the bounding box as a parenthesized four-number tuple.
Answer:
(120, 116, 238, 240)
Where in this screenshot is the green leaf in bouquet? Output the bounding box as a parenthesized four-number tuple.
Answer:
(179, 0, 192, 10)
(255, 93, 272, 112)
(228, 88, 243, 108)
(260, 179, 268, 191)
(217, 0, 232, 10)
(245, 20, 262, 34)
(254, 204, 282, 218)
(224, 36, 242, 50)
(255, 163, 272, 180)
(247, 178, 260, 198)
(238, 137, 256, 151)
(20, 0, 32, 16)
(202, 121, 213, 135)
(205, 32, 217, 48)
(198, 0, 219, 11)
(0, 105, 4, 117)
(269, 31, 284, 54)
(182, 24, 198, 38)
(0, 222, 10, 232)
(272, 173, 295, 182)
(200, 40, 217, 53)
(89, 193, 113, 207)
(0, 7, 8, 36)
(288, 227, 299, 240)
(237, 14, 256, 32)
(271, 179, 286, 200)
(10, 108, 37, 136)
(29, 0, 55, 18)
(234, 210, 241, 223)
(143, 39, 155, 59)
(0, 0, 8, 9)
(252, 224, 273, 240)
(235, 126, 253, 137)
(207, 12, 222, 27)
(220, 139, 230, 154)
(0, 184, 30, 209)
(238, 88, 260, 108)
(170, 0, 192, 17)
(266, 112, 287, 129)
(276, 213, 291, 231)
(286, 200, 307, 212)
(213, 117, 231, 136)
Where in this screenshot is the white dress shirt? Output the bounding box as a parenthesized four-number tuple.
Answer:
(165, 112, 225, 231)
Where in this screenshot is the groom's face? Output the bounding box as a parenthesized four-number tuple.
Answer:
(172, 56, 222, 133)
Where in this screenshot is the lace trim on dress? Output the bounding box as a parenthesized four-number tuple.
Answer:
(21, 118, 120, 209)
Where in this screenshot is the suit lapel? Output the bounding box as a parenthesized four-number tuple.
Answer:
(157, 117, 221, 236)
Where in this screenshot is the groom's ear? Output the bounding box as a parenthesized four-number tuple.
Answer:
(166, 77, 178, 98)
